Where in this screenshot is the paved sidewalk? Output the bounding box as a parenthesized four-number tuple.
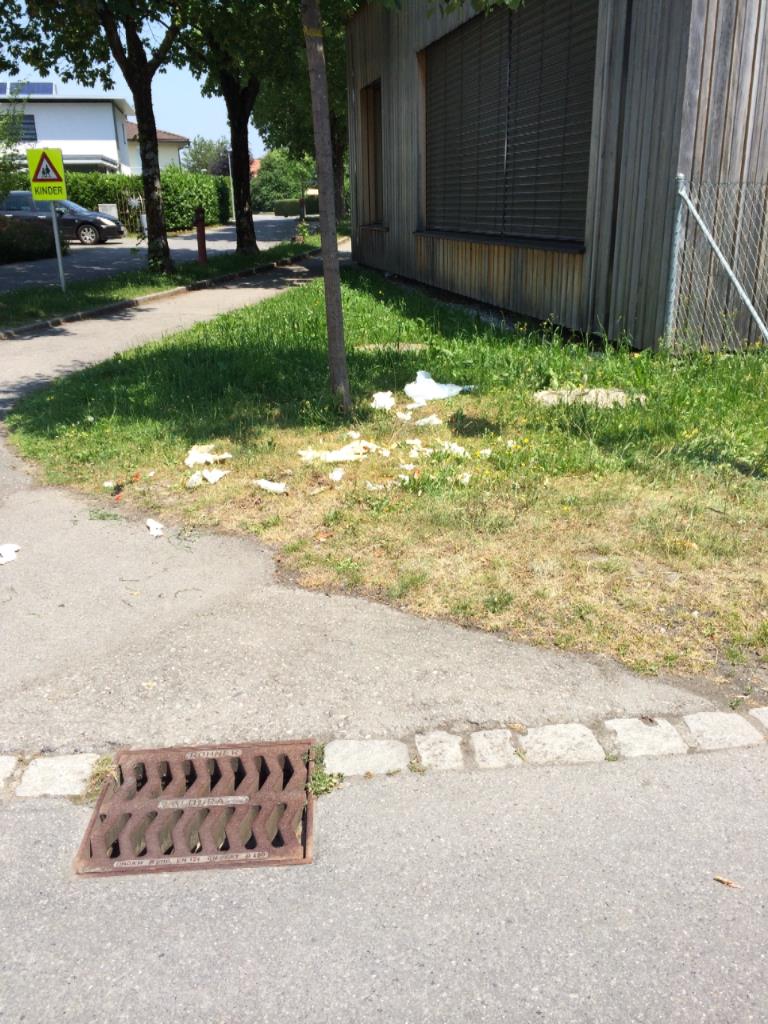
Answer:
(1, 750, 766, 1024)
(0, 259, 723, 755)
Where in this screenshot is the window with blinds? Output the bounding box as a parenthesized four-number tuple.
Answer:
(425, 0, 599, 246)
(360, 80, 384, 226)
(20, 114, 37, 142)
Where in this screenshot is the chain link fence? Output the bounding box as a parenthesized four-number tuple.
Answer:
(666, 177, 768, 351)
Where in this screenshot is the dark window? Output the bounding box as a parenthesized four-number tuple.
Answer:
(20, 114, 37, 142)
(360, 80, 383, 225)
(2, 193, 34, 211)
(425, 0, 598, 246)
(11, 82, 54, 96)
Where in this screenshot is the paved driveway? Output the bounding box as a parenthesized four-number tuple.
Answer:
(0, 213, 305, 292)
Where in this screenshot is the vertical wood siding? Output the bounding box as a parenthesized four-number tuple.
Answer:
(347, 0, 767, 346)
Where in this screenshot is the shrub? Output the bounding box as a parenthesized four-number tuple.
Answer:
(0, 215, 62, 264)
(273, 196, 320, 217)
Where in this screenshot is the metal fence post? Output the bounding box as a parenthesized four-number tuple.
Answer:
(663, 174, 686, 343)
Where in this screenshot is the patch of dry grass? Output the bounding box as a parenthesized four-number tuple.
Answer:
(8, 268, 768, 680)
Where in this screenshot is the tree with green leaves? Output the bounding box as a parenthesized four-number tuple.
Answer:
(251, 149, 315, 213)
(0, 98, 23, 202)
(0, 1, 186, 271)
(182, 135, 231, 176)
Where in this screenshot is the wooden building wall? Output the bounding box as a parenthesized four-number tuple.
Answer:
(347, 0, 768, 347)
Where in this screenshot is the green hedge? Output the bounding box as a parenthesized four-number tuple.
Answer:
(273, 196, 320, 217)
(0, 215, 62, 264)
(2, 169, 231, 231)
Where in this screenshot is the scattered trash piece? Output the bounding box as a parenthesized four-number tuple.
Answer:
(457, 472, 472, 486)
(329, 468, 345, 483)
(506, 440, 518, 449)
(85, 415, 95, 423)
(201, 468, 229, 485)
(299, 439, 379, 464)
(478, 448, 492, 458)
(371, 391, 396, 411)
(404, 370, 473, 405)
(0, 544, 20, 565)
(399, 463, 416, 472)
(713, 876, 742, 890)
(533, 387, 647, 409)
(186, 472, 203, 489)
(416, 414, 442, 427)
(102, 480, 115, 490)
(184, 444, 233, 469)
(145, 519, 164, 538)
(347, 430, 362, 440)
(254, 479, 288, 494)
(441, 441, 468, 457)
(147, 470, 156, 479)
(379, 448, 391, 459)
(366, 482, 386, 491)
(396, 411, 413, 422)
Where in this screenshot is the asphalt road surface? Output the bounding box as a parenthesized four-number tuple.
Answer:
(0, 213, 304, 292)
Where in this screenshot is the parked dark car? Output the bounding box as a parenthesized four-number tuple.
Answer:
(0, 190, 125, 244)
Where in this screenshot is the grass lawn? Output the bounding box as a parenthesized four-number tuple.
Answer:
(0, 239, 317, 330)
(7, 266, 768, 681)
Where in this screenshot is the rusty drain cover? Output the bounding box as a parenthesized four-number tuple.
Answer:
(74, 741, 314, 876)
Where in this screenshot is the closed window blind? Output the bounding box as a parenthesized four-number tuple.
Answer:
(360, 80, 383, 225)
(425, 0, 598, 245)
(20, 114, 37, 142)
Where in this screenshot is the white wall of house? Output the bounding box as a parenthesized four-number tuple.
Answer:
(128, 140, 185, 175)
(3, 98, 133, 173)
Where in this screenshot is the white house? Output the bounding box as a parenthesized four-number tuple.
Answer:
(0, 92, 134, 173)
(125, 122, 189, 173)
(0, 85, 188, 176)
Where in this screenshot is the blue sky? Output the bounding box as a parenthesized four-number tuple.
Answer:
(9, 63, 266, 156)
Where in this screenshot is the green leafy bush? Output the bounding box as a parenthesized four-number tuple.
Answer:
(0, 215, 62, 264)
(251, 149, 316, 212)
(273, 196, 320, 217)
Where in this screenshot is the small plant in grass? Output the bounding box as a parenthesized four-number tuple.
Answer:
(307, 744, 343, 797)
(81, 755, 119, 803)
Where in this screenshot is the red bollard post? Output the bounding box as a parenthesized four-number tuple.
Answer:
(194, 205, 207, 264)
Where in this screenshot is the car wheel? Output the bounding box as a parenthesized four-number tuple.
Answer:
(77, 224, 100, 245)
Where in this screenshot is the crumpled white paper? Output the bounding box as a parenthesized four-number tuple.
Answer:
(202, 468, 229, 485)
(404, 371, 472, 406)
(184, 444, 233, 469)
(254, 479, 287, 494)
(415, 414, 442, 427)
(146, 519, 164, 537)
(329, 468, 345, 483)
(0, 543, 20, 565)
(371, 391, 396, 410)
(186, 472, 203, 489)
(298, 439, 379, 463)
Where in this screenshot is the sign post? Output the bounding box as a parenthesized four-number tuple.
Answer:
(26, 147, 68, 292)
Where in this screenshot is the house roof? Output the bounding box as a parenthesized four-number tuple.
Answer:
(125, 122, 189, 145)
(0, 94, 134, 116)
(250, 158, 262, 177)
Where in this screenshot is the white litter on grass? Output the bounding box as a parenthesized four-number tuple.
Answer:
(366, 482, 386, 492)
(329, 468, 345, 483)
(399, 463, 416, 472)
(146, 519, 164, 538)
(479, 448, 493, 458)
(457, 472, 472, 486)
(254, 479, 287, 494)
(396, 411, 413, 422)
(298, 439, 379, 464)
(371, 391, 396, 411)
(0, 544, 20, 565)
(441, 441, 468, 457)
(404, 370, 473, 405)
(184, 444, 233, 469)
(347, 430, 362, 440)
(186, 472, 203, 489)
(102, 480, 115, 490)
(379, 448, 391, 459)
(415, 414, 442, 427)
(201, 468, 229, 485)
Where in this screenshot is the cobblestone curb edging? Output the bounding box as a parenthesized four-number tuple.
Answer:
(0, 249, 322, 341)
(2, 709, 767, 802)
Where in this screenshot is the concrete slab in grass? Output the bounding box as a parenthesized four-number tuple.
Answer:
(469, 730, 520, 769)
(520, 723, 605, 765)
(683, 712, 764, 752)
(605, 717, 688, 758)
(324, 739, 409, 777)
(415, 731, 464, 771)
(749, 707, 768, 730)
(16, 754, 99, 798)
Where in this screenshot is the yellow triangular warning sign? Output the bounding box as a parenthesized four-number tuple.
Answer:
(32, 152, 63, 183)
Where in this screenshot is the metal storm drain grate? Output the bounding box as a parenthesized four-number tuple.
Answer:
(75, 741, 314, 876)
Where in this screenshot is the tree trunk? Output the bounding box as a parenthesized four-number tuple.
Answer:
(129, 74, 173, 273)
(220, 72, 259, 254)
(301, 0, 351, 413)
